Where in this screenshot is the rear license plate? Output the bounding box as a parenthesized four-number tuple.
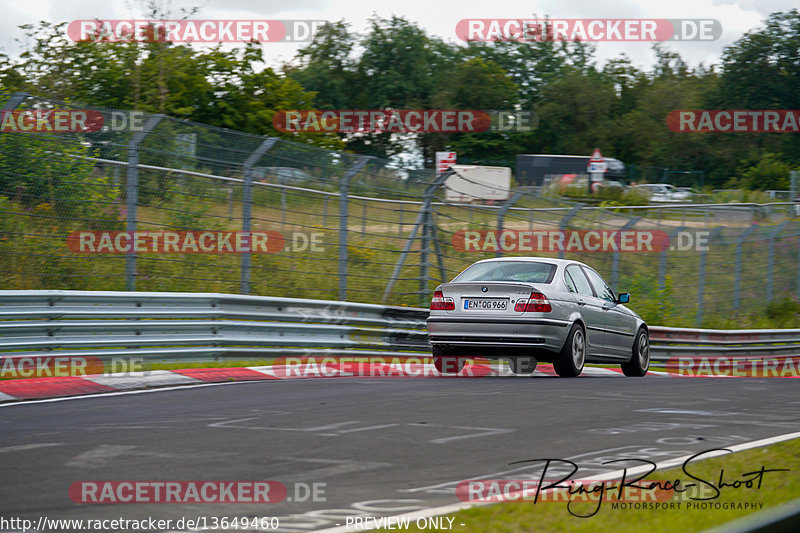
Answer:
(463, 298, 508, 310)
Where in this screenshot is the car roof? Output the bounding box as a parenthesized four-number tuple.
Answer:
(469, 257, 585, 268)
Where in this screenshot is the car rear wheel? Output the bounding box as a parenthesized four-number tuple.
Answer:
(554, 324, 585, 378)
(621, 328, 649, 377)
(508, 357, 537, 375)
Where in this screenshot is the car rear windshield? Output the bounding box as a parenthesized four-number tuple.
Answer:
(453, 261, 557, 283)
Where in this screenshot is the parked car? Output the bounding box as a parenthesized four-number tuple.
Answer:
(427, 257, 649, 377)
(631, 183, 692, 202)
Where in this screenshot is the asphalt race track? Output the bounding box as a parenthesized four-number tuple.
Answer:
(1, 371, 798, 532)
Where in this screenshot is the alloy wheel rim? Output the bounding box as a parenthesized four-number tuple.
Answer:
(639, 333, 649, 369)
(573, 330, 585, 369)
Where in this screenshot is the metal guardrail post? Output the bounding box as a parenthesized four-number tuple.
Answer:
(697, 227, 723, 326)
(241, 138, 278, 294)
(659, 225, 685, 291)
(339, 156, 371, 301)
(734, 225, 757, 312)
(767, 221, 788, 301)
(382, 170, 454, 304)
(496, 190, 525, 258)
(125, 114, 164, 291)
(612, 217, 640, 293)
(557, 205, 584, 259)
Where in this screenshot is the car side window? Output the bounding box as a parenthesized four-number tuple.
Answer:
(564, 271, 578, 293)
(566, 265, 594, 296)
(583, 267, 615, 302)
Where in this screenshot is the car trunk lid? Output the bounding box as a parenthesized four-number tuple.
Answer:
(439, 282, 544, 316)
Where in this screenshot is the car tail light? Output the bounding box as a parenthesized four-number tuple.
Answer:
(430, 290, 455, 311)
(514, 292, 552, 313)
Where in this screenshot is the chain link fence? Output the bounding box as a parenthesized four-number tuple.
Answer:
(2, 91, 800, 327)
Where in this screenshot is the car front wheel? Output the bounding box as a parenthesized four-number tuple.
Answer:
(554, 324, 585, 377)
(621, 328, 649, 377)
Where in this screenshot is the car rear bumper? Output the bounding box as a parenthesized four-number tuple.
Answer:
(427, 316, 570, 353)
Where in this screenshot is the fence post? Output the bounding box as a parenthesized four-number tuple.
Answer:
(496, 191, 525, 258)
(429, 210, 447, 285)
(734, 225, 757, 312)
(2, 92, 28, 111)
(241, 137, 277, 294)
(382, 170, 453, 303)
(793, 222, 800, 301)
(612, 217, 640, 293)
(659, 226, 685, 291)
(125, 114, 163, 291)
(557, 205, 584, 259)
(281, 188, 287, 225)
(361, 200, 367, 234)
(398, 208, 404, 236)
(767, 221, 788, 302)
(339, 156, 371, 301)
(419, 209, 431, 306)
(697, 227, 723, 327)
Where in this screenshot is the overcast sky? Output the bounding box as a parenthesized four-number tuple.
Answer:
(2, 0, 797, 71)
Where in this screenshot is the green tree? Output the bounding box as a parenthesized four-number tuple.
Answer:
(285, 21, 358, 110)
(728, 152, 793, 190)
(711, 9, 800, 166)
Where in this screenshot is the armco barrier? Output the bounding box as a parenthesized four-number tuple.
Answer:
(1, 291, 799, 363)
(648, 326, 800, 359)
(0, 290, 430, 361)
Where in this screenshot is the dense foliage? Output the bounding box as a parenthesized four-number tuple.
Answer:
(2, 10, 799, 187)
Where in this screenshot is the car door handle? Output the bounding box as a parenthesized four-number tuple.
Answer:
(577, 299, 585, 306)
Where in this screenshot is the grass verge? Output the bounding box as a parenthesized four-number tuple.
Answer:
(377, 437, 800, 532)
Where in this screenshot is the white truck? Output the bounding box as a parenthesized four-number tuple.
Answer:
(444, 165, 511, 203)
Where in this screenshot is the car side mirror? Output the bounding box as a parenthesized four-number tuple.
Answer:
(617, 293, 630, 304)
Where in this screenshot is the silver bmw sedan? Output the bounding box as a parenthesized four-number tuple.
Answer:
(427, 257, 649, 377)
